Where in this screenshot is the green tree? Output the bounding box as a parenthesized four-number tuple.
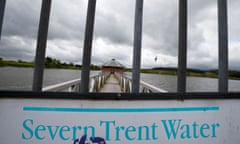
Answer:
(44, 57, 65, 68)
(0, 57, 3, 66)
(45, 57, 54, 68)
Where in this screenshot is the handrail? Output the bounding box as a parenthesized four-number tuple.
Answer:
(139, 80, 167, 93)
(43, 72, 111, 92)
(89, 72, 111, 92)
(115, 73, 167, 93)
(43, 79, 81, 92)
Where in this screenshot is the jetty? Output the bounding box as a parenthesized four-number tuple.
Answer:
(42, 58, 167, 93)
(43, 71, 167, 93)
(99, 74, 122, 93)
(99, 58, 124, 92)
(38, 48, 169, 93)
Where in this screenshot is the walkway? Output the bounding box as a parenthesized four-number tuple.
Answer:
(100, 74, 122, 93)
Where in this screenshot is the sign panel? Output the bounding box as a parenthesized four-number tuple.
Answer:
(0, 98, 240, 144)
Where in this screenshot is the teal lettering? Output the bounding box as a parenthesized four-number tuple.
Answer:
(162, 119, 220, 140)
(21, 119, 99, 141)
(151, 123, 158, 140)
(192, 122, 199, 139)
(47, 125, 60, 140)
(84, 126, 95, 138)
(22, 119, 34, 140)
(115, 126, 124, 141)
(180, 124, 191, 139)
(138, 126, 150, 140)
(125, 126, 136, 140)
(100, 120, 115, 140)
(35, 125, 46, 140)
(211, 123, 220, 138)
(72, 126, 82, 141)
(59, 126, 70, 140)
(161, 119, 181, 140)
(200, 123, 210, 138)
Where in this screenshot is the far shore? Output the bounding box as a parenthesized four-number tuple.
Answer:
(1, 58, 240, 80)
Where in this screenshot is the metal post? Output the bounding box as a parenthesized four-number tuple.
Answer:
(177, 0, 188, 93)
(218, 0, 228, 93)
(0, 0, 6, 40)
(132, 0, 144, 93)
(32, 0, 52, 91)
(80, 0, 97, 93)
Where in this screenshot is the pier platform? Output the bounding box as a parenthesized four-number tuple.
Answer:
(100, 74, 122, 93)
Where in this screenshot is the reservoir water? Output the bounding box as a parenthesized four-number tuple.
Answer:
(0, 67, 240, 92)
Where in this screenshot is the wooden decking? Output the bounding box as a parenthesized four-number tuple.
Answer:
(100, 74, 122, 93)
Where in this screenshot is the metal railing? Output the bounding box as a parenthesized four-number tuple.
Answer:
(43, 72, 110, 92)
(89, 72, 110, 92)
(43, 78, 81, 92)
(43, 72, 167, 93)
(115, 73, 167, 93)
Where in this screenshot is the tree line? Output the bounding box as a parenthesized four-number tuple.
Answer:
(0, 57, 101, 70)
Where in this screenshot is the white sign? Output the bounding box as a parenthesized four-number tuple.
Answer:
(0, 98, 240, 144)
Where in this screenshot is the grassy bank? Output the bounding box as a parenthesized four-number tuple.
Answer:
(0, 60, 83, 70)
(0, 57, 101, 70)
(0, 59, 34, 67)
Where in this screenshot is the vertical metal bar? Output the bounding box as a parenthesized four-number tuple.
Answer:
(218, 0, 228, 93)
(32, 0, 52, 91)
(177, 0, 188, 93)
(0, 0, 6, 40)
(80, 0, 97, 93)
(132, 0, 144, 93)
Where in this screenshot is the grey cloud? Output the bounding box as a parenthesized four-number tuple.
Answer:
(189, 0, 216, 17)
(229, 60, 240, 70)
(0, 0, 239, 70)
(47, 0, 87, 41)
(94, 0, 134, 46)
(2, 0, 41, 38)
(95, 12, 133, 45)
(229, 0, 240, 39)
(0, 36, 35, 61)
(143, 1, 178, 56)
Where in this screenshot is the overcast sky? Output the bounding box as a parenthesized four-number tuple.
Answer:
(0, 0, 239, 70)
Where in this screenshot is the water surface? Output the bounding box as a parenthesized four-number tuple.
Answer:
(0, 67, 240, 92)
